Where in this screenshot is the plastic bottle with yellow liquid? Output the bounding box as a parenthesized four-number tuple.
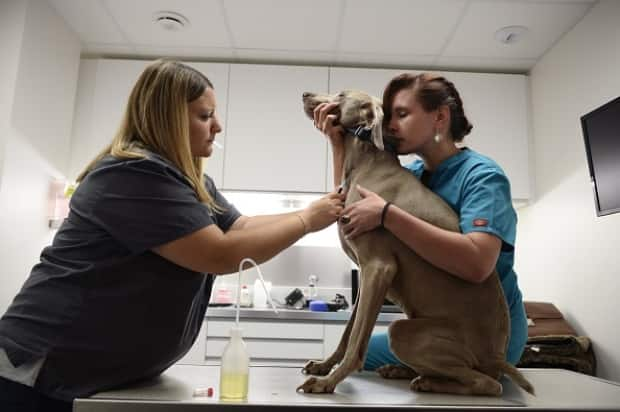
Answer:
(219, 325, 249, 401)
(219, 258, 278, 401)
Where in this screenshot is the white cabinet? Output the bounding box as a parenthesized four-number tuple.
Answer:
(205, 318, 324, 366)
(223, 64, 329, 192)
(328, 67, 531, 200)
(202, 315, 400, 367)
(69, 59, 230, 187)
(440, 72, 530, 200)
(69, 60, 530, 199)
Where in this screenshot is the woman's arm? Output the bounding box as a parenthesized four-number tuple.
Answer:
(383, 204, 501, 283)
(314, 102, 345, 189)
(153, 191, 344, 274)
(341, 185, 500, 283)
(228, 212, 304, 231)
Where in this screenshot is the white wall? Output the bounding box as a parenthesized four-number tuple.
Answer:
(516, 0, 620, 382)
(0, 0, 81, 313)
(0, 0, 27, 191)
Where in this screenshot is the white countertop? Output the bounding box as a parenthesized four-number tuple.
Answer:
(206, 306, 405, 323)
(74, 364, 620, 411)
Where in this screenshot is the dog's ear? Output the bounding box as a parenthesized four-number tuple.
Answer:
(371, 104, 384, 151)
(302, 92, 333, 121)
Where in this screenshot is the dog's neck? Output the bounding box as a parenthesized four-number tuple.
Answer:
(341, 131, 400, 190)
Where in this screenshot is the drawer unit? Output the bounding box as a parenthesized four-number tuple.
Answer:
(205, 319, 324, 366)
(207, 319, 323, 339)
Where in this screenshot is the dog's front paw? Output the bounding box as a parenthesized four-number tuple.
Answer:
(376, 364, 418, 379)
(410, 376, 433, 392)
(302, 360, 334, 376)
(296, 376, 336, 394)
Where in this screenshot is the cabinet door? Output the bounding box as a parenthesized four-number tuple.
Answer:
(69, 59, 229, 187)
(69, 59, 149, 180)
(223, 64, 329, 192)
(437, 72, 530, 200)
(205, 319, 324, 365)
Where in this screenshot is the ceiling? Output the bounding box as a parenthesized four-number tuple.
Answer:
(48, 0, 596, 74)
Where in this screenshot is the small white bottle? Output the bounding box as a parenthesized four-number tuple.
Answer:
(239, 285, 252, 307)
(308, 274, 319, 300)
(253, 278, 267, 308)
(219, 326, 249, 401)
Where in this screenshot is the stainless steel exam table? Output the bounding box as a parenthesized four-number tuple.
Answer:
(74, 364, 620, 411)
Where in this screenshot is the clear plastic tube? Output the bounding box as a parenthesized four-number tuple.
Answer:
(236, 258, 278, 327)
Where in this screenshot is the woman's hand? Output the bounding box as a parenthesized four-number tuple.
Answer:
(340, 185, 387, 239)
(313, 102, 345, 147)
(300, 190, 346, 233)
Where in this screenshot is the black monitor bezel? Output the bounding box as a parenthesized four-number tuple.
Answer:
(580, 95, 620, 217)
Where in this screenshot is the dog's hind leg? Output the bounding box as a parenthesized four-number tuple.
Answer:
(410, 370, 502, 396)
(410, 372, 502, 396)
(376, 364, 418, 379)
(297, 247, 397, 393)
(302, 302, 358, 376)
(389, 318, 502, 396)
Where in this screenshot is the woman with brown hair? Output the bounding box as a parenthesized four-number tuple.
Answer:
(0, 59, 344, 411)
(315, 72, 527, 373)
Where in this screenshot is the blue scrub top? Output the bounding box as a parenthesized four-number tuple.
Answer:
(404, 148, 522, 310)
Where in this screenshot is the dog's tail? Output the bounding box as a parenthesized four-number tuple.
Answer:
(494, 361, 535, 395)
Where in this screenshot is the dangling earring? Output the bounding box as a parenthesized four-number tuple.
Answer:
(434, 133, 442, 143)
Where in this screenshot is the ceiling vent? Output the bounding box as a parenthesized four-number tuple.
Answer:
(494, 25, 528, 45)
(153, 11, 189, 32)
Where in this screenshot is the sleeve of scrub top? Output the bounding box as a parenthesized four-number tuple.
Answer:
(86, 158, 219, 254)
(203, 174, 241, 232)
(459, 166, 517, 251)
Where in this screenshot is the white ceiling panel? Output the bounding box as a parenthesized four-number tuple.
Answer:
(47, 0, 596, 73)
(224, 0, 343, 50)
(48, 0, 125, 43)
(104, 0, 232, 48)
(339, 0, 468, 55)
(443, 0, 593, 59)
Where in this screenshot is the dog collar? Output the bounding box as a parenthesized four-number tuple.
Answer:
(346, 125, 373, 141)
(345, 126, 397, 154)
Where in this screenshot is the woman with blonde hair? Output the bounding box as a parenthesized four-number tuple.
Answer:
(0, 60, 344, 411)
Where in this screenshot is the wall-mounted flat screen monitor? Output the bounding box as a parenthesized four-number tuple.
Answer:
(580, 96, 620, 216)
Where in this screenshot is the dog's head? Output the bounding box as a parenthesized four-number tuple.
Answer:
(302, 90, 386, 150)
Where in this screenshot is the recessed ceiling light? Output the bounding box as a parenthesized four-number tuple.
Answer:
(153, 11, 189, 32)
(494, 25, 528, 45)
